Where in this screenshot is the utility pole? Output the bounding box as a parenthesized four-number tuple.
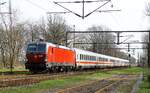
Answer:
(0, 0, 13, 73)
(82, 0, 84, 19)
(9, 0, 13, 73)
(73, 25, 75, 47)
(9, 0, 12, 29)
(66, 32, 68, 47)
(148, 32, 150, 82)
(128, 43, 131, 67)
(117, 32, 120, 45)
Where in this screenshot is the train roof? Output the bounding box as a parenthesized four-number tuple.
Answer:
(27, 42, 73, 51)
(74, 48, 129, 62)
(74, 48, 103, 56)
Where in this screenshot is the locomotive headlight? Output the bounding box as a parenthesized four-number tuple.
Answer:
(39, 55, 43, 57)
(45, 59, 47, 62)
(45, 55, 48, 62)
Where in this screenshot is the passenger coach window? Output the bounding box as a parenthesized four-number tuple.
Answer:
(85, 55, 87, 60)
(81, 54, 83, 60)
(99, 57, 102, 61)
(88, 56, 90, 60)
(82, 55, 84, 60)
(103, 58, 107, 61)
(80, 54, 82, 60)
(94, 57, 96, 61)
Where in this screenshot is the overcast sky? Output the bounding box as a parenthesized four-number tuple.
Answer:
(0, 0, 149, 31)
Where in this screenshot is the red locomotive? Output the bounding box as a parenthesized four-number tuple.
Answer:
(25, 42, 129, 72)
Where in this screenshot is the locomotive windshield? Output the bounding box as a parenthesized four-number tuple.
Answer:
(27, 43, 46, 53)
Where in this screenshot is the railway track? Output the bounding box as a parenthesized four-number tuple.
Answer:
(0, 69, 109, 88)
(0, 68, 115, 80)
(0, 68, 129, 88)
(54, 74, 138, 93)
(0, 72, 77, 88)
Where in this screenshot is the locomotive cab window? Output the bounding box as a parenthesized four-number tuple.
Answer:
(37, 44, 46, 52)
(27, 43, 46, 53)
(27, 44, 36, 52)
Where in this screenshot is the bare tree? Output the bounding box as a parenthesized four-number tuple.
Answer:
(87, 25, 116, 56)
(73, 32, 90, 49)
(0, 9, 27, 71)
(26, 23, 43, 42)
(0, 27, 7, 68)
(46, 15, 70, 45)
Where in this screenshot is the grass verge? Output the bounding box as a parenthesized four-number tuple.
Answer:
(109, 67, 143, 75)
(0, 68, 29, 75)
(138, 75, 150, 93)
(0, 68, 27, 72)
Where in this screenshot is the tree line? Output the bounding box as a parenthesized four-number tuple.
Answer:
(0, 13, 135, 70)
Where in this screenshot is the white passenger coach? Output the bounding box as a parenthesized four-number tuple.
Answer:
(74, 48, 129, 68)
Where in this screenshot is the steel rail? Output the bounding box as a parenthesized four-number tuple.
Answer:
(0, 69, 112, 88)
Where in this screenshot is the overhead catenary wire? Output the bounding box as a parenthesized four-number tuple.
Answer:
(53, 0, 109, 3)
(24, 0, 48, 11)
(52, 0, 111, 19)
(53, 2, 82, 17)
(110, 13, 123, 30)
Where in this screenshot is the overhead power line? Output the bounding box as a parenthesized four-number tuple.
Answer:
(25, 0, 47, 11)
(54, 0, 109, 3)
(98, 9, 121, 12)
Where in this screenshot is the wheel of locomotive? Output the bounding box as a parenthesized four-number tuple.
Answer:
(51, 67, 60, 73)
(61, 66, 66, 72)
(47, 68, 53, 73)
(63, 67, 67, 72)
(58, 66, 63, 72)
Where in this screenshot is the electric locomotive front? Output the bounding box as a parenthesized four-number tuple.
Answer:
(25, 42, 47, 72)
